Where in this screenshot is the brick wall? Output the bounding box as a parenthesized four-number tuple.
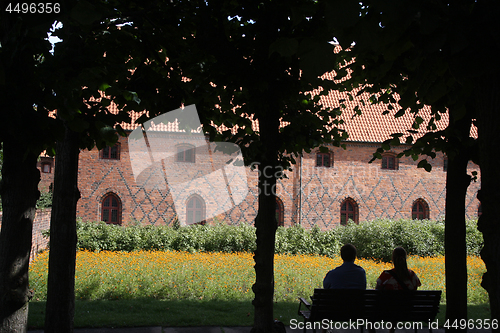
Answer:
(77, 135, 178, 225)
(295, 143, 480, 229)
(31, 209, 50, 260)
(38, 156, 55, 191)
(0, 209, 51, 262)
(76, 132, 481, 230)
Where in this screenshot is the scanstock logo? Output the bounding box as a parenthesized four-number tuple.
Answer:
(128, 105, 248, 225)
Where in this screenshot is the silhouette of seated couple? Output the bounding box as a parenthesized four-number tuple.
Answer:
(323, 244, 421, 291)
(323, 244, 421, 333)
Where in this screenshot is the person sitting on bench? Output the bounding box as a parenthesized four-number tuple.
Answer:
(323, 243, 366, 289)
(376, 246, 421, 290)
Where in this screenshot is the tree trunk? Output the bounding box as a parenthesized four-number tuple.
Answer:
(444, 113, 472, 332)
(0, 139, 40, 332)
(476, 79, 500, 327)
(251, 109, 279, 333)
(44, 123, 81, 333)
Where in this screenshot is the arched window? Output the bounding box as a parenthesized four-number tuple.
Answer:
(381, 153, 398, 170)
(100, 143, 120, 160)
(186, 195, 205, 224)
(412, 199, 429, 220)
(275, 197, 284, 227)
(340, 198, 358, 225)
(316, 152, 332, 167)
(101, 193, 121, 225)
(177, 144, 196, 163)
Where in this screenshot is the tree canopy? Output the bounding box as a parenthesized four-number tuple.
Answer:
(6, 0, 499, 331)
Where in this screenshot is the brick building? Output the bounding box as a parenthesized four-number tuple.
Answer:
(39, 90, 481, 229)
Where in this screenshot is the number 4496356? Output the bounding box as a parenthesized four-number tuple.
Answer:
(444, 318, 498, 330)
(5, 3, 60, 14)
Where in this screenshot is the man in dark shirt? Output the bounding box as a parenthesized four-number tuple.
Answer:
(323, 243, 366, 289)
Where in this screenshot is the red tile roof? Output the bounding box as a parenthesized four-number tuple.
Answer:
(319, 88, 448, 143)
(112, 83, 477, 144)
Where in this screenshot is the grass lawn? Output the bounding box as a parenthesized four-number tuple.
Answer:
(28, 250, 489, 329)
(28, 299, 491, 329)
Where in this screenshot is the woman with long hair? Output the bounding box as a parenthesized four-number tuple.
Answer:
(376, 247, 421, 290)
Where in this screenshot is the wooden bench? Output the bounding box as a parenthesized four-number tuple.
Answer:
(298, 289, 441, 333)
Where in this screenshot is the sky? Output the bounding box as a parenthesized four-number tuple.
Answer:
(46, 21, 63, 52)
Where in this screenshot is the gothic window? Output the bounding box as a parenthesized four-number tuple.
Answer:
(340, 198, 358, 225)
(186, 195, 205, 224)
(276, 197, 284, 227)
(412, 199, 429, 220)
(101, 193, 121, 225)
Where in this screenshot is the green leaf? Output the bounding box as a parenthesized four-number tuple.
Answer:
(395, 109, 406, 117)
(354, 105, 361, 115)
(100, 98, 111, 108)
(135, 114, 149, 126)
(318, 146, 329, 153)
(390, 138, 401, 146)
(123, 91, 141, 104)
(417, 159, 432, 172)
(99, 125, 118, 145)
(99, 83, 111, 92)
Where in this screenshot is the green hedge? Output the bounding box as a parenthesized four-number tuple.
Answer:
(76, 220, 257, 253)
(70, 218, 483, 261)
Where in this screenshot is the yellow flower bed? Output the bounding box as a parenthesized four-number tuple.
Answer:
(29, 250, 487, 304)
